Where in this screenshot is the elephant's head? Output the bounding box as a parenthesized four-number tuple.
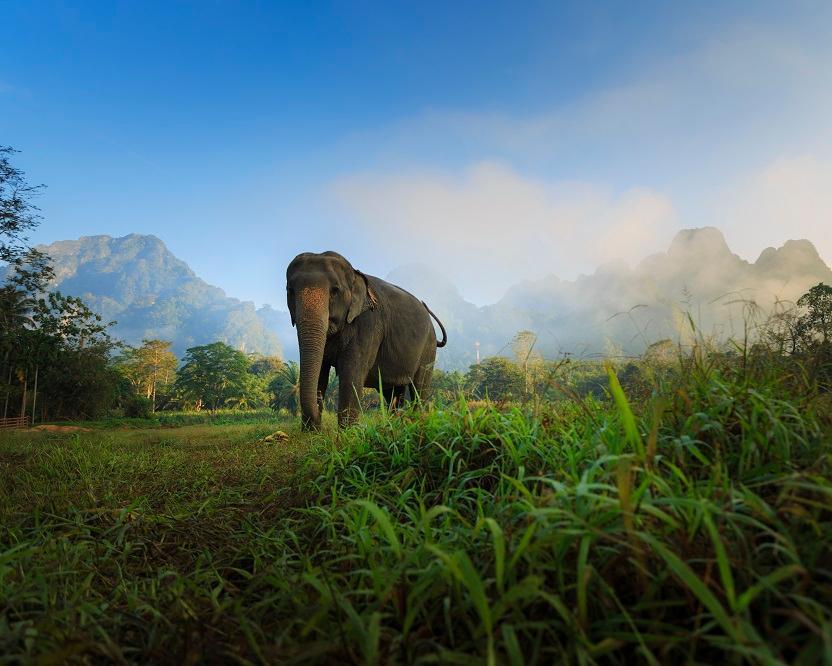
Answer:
(286, 251, 375, 428)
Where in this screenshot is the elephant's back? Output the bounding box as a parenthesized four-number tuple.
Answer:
(367, 275, 437, 384)
(373, 277, 433, 331)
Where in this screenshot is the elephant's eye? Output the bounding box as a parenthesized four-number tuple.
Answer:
(331, 285, 340, 295)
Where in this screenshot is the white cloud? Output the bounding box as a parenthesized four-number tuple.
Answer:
(332, 162, 677, 303)
(326, 11, 832, 303)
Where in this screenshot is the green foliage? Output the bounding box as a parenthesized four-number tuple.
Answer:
(268, 360, 301, 414)
(114, 339, 177, 412)
(0, 284, 35, 333)
(123, 393, 153, 419)
(174, 341, 252, 412)
(0, 146, 53, 292)
(797, 282, 832, 344)
(465, 356, 525, 401)
(1, 150, 120, 420)
(431, 368, 466, 402)
(1, 285, 120, 421)
(2, 355, 830, 663)
(248, 354, 284, 377)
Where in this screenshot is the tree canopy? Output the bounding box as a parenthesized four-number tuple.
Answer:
(115, 340, 178, 412)
(175, 342, 252, 412)
(1, 146, 53, 292)
(797, 283, 832, 346)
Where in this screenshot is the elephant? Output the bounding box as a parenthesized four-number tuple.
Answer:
(286, 251, 447, 429)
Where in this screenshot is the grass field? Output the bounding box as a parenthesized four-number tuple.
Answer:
(2, 359, 832, 664)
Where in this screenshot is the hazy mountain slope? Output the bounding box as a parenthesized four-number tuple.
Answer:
(392, 228, 832, 368)
(29, 234, 283, 357)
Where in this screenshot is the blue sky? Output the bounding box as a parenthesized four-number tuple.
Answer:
(3, 1, 831, 305)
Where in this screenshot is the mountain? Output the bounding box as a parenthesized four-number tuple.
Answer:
(23, 234, 284, 357)
(393, 228, 832, 368)
(8, 228, 830, 368)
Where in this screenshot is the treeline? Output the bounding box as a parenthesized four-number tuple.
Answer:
(114, 339, 301, 417)
(4, 282, 830, 421)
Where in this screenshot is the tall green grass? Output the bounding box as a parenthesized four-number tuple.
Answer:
(1, 355, 830, 663)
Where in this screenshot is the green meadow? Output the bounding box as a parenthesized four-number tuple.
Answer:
(2, 350, 831, 665)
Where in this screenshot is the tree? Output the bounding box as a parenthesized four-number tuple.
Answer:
(764, 304, 806, 356)
(797, 283, 832, 346)
(431, 368, 466, 401)
(175, 342, 251, 412)
(465, 357, 525, 402)
(249, 355, 284, 377)
(0, 286, 35, 408)
(268, 361, 301, 414)
(0, 290, 120, 421)
(0, 150, 122, 421)
(1, 146, 53, 292)
(0, 284, 35, 332)
(512, 330, 542, 398)
(115, 340, 178, 412)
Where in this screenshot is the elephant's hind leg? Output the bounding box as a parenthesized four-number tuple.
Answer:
(410, 350, 435, 407)
(382, 385, 406, 410)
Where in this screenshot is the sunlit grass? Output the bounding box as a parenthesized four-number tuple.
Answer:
(1, 357, 831, 663)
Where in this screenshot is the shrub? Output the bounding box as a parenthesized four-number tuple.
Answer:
(124, 394, 153, 419)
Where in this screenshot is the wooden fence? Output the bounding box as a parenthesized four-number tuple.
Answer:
(0, 415, 30, 430)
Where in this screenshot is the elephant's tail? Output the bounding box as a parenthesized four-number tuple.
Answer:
(423, 302, 448, 348)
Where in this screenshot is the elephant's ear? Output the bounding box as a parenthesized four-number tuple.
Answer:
(347, 270, 378, 323)
(287, 288, 296, 327)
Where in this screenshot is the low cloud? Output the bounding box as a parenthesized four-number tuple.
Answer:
(332, 162, 677, 304)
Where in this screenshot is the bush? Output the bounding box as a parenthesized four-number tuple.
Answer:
(123, 394, 153, 418)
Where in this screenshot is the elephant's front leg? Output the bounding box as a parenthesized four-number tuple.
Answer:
(337, 372, 364, 427)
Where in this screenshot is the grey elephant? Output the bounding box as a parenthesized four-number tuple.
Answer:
(286, 251, 447, 429)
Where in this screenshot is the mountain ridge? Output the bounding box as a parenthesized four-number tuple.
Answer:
(23, 234, 284, 358)
(6, 228, 830, 368)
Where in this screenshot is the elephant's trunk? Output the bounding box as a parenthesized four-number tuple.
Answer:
(297, 287, 328, 429)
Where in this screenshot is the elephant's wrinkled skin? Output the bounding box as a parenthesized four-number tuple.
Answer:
(286, 251, 447, 429)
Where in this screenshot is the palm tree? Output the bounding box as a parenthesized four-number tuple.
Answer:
(268, 361, 301, 415)
(0, 285, 35, 332)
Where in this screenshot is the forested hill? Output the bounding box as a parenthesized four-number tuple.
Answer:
(13, 229, 832, 367)
(21, 234, 284, 357)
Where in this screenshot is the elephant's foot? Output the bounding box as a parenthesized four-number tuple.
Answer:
(301, 413, 322, 431)
(337, 408, 360, 428)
